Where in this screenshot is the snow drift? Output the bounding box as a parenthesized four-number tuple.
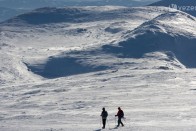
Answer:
(0, 51, 40, 84)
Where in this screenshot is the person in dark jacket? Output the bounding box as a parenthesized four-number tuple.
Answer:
(100, 107, 108, 129)
(115, 107, 124, 127)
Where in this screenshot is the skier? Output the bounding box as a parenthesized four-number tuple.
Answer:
(115, 107, 124, 127)
(100, 107, 108, 129)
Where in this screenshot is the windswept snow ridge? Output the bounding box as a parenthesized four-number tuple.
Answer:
(102, 11, 196, 67)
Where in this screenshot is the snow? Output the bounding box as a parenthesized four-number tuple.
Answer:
(0, 6, 196, 131)
(1, 69, 196, 131)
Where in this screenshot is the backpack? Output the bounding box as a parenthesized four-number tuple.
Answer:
(119, 110, 124, 118)
(102, 111, 108, 118)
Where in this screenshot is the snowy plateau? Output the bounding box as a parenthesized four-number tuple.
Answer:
(0, 5, 196, 131)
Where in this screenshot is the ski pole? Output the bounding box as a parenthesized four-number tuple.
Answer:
(107, 118, 110, 129)
(123, 117, 126, 126)
(100, 116, 102, 128)
(115, 116, 116, 126)
(123, 117, 126, 122)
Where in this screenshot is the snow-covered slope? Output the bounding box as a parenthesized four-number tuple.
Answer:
(102, 11, 196, 67)
(1, 6, 196, 131)
(0, 6, 182, 80)
(12, 8, 196, 78)
(0, 51, 40, 84)
(2, 6, 164, 25)
(1, 6, 196, 80)
(149, 0, 196, 17)
(0, 0, 157, 22)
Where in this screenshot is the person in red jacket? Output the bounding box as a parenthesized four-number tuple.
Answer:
(115, 107, 124, 127)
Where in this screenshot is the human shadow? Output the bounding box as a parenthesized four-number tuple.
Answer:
(94, 129, 102, 131)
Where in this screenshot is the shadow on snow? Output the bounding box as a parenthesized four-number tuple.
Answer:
(102, 30, 196, 68)
(26, 56, 109, 79)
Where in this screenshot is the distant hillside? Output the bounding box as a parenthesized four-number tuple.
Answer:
(149, 0, 196, 17)
(0, 7, 29, 22)
(0, 0, 157, 22)
(1, 6, 156, 25)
